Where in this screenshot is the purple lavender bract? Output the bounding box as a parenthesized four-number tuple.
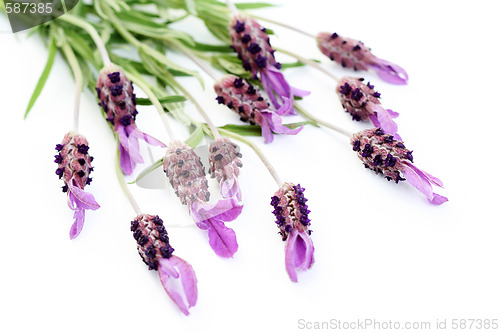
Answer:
(351, 128, 447, 205)
(54, 132, 99, 239)
(317, 32, 408, 85)
(271, 182, 314, 282)
(230, 14, 309, 114)
(208, 138, 243, 200)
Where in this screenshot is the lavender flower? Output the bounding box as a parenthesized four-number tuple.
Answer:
(54, 132, 100, 239)
(208, 138, 243, 201)
(317, 32, 409, 85)
(337, 77, 400, 138)
(163, 140, 242, 258)
(214, 75, 303, 143)
(230, 14, 309, 114)
(96, 64, 166, 175)
(351, 128, 448, 205)
(271, 183, 314, 282)
(131, 214, 197, 315)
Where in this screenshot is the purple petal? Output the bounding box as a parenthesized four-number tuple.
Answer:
(403, 163, 447, 205)
(190, 197, 243, 223)
(119, 143, 134, 175)
(370, 104, 399, 137)
(261, 104, 303, 136)
(370, 58, 408, 85)
(261, 66, 291, 111)
(284, 229, 315, 283)
(69, 209, 85, 240)
(386, 109, 400, 118)
(205, 218, 238, 258)
(158, 256, 198, 316)
(220, 177, 242, 202)
(260, 116, 274, 143)
(67, 182, 100, 211)
(291, 86, 311, 98)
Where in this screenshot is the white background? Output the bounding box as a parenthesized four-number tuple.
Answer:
(1, 1, 500, 332)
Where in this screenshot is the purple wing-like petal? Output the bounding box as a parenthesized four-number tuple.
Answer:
(190, 197, 243, 223)
(284, 229, 315, 283)
(370, 58, 409, 85)
(261, 66, 291, 112)
(205, 218, 238, 258)
(403, 163, 448, 205)
(69, 209, 85, 240)
(260, 117, 274, 143)
(67, 183, 100, 211)
(158, 256, 198, 316)
(370, 104, 399, 137)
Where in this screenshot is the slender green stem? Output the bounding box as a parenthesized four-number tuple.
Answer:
(125, 71, 176, 141)
(60, 42, 83, 133)
(275, 47, 340, 82)
(248, 13, 316, 39)
(115, 143, 142, 215)
(218, 128, 282, 187)
(294, 103, 352, 139)
(162, 69, 222, 140)
(59, 14, 111, 66)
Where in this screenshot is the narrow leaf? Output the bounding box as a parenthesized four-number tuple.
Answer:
(184, 126, 204, 148)
(135, 95, 187, 105)
(235, 2, 276, 10)
(218, 124, 262, 136)
(129, 158, 164, 184)
(24, 36, 57, 118)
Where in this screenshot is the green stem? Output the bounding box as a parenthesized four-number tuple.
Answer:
(218, 128, 282, 187)
(294, 103, 352, 139)
(248, 13, 316, 39)
(115, 142, 142, 215)
(125, 71, 176, 141)
(59, 14, 111, 66)
(275, 47, 340, 82)
(60, 42, 83, 133)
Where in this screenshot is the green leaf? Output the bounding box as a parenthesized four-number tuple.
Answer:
(279, 61, 306, 70)
(130, 158, 164, 185)
(188, 41, 233, 53)
(285, 120, 319, 128)
(235, 2, 276, 10)
(24, 36, 57, 118)
(184, 125, 205, 148)
(218, 124, 262, 136)
(135, 95, 187, 105)
(211, 55, 251, 77)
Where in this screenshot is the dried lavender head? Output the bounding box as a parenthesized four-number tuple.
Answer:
(351, 128, 447, 205)
(208, 138, 243, 200)
(131, 214, 175, 271)
(96, 64, 138, 131)
(351, 128, 412, 183)
(55, 132, 94, 192)
(337, 77, 381, 121)
(163, 140, 210, 206)
(317, 32, 408, 85)
(271, 183, 311, 241)
(214, 75, 302, 143)
(230, 14, 280, 77)
(54, 132, 99, 239)
(270, 182, 314, 282)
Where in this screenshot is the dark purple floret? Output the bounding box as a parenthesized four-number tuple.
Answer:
(374, 128, 385, 136)
(107, 72, 121, 83)
(119, 115, 132, 127)
(54, 154, 63, 163)
(77, 144, 89, 154)
(55, 144, 64, 151)
(339, 83, 352, 96)
(352, 140, 361, 151)
(233, 78, 244, 88)
(361, 144, 374, 158)
(241, 34, 251, 44)
(350, 88, 363, 101)
(406, 151, 414, 162)
(255, 55, 267, 69)
(234, 20, 245, 33)
(385, 153, 397, 168)
(109, 84, 123, 97)
(330, 32, 338, 39)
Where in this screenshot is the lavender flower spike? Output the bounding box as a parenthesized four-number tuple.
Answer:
(317, 32, 409, 85)
(271, 183, 314, 282)
(209, 138, 243, 201)
(337, 77, 400, 139)
(214, 75, 303, 143)
(55, 132, 100, 239)
(131, 214, 198, 315)
(230, 14, 310, 114)
(351, 128, 448, 205)
(163, 140, 241, 258)
(96, 64, 166, 175)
